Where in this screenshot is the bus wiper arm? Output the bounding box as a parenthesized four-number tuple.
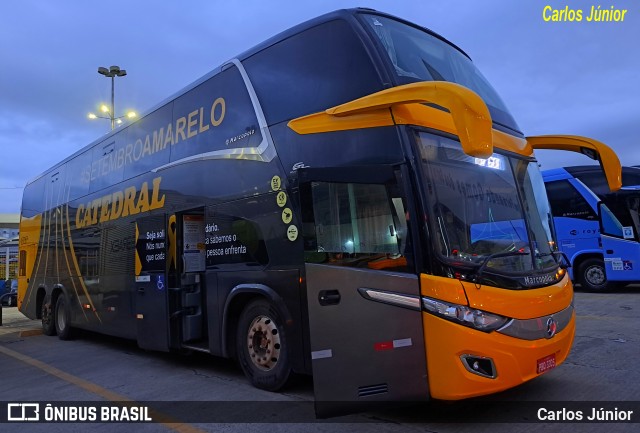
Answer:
(473, 251, 531, 283)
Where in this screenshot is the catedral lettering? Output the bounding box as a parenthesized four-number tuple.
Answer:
(75, 177, 165, 228)
(81, 97, 225, 184)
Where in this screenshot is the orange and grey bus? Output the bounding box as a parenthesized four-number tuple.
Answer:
(18, 8, 621, 416)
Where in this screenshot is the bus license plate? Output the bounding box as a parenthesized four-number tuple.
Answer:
(537, 354, 556, 374)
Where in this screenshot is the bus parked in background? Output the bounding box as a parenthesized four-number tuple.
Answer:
(18, 9, 621, 416)
(543, 166, 640, 291)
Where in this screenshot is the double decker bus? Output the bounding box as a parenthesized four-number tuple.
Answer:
(543, 166, 640, 291)
(18, 9, 621, 416)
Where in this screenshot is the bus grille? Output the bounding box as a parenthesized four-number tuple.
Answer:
(358, 383, 389, 397)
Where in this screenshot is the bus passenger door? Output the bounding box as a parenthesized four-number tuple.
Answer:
(174, 212, 209, 351)
(134, 215, 170, 351)
(298, 166, 428, 417)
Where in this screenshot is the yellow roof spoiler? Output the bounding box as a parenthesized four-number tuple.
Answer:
(288, 81, 494, 159)
(528, 135, 622, 192)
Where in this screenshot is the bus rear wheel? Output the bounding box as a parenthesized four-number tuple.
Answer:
(236, 299, 291, 391)
(41, 298, 56, 336)
(579, 258, 609, 292)
(54, 294, 73, 340)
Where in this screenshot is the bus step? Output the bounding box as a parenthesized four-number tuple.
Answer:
(181, 343, 211, 354)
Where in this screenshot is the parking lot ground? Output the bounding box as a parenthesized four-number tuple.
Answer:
(0, 289, 638, 433)
(0, 306, 41, 338)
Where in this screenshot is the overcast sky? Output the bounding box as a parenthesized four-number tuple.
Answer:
(1, 0, 638, 214)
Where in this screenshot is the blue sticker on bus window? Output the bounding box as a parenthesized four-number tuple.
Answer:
(623, 261, 633, 271)
(156, 275, 165, 290)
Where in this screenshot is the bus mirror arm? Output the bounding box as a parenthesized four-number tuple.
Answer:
(527, 135, 622, 192)
(288, 81, 494, 159)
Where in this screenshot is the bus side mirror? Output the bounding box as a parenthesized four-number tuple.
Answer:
(289, 81, 494, 159)
(528, 135, 622, 192)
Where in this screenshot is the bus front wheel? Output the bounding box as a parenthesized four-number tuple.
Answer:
(579, 258, 609, 292)
(54, 294, 73, 340)
(236, 299, 291, 391)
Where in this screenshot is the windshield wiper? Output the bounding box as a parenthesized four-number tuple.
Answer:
(472, 251, 531, 283)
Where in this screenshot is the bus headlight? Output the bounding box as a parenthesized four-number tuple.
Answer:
(422, 297, 509, 332)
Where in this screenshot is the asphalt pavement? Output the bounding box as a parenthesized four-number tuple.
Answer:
(0, 306, 41, 338)
(0, 290, 638, 432)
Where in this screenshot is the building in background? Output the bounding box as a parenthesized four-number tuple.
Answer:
(0, 214, 20, 283)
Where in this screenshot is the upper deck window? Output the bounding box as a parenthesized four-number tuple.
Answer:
(244, 19, 383, 125)
(361, 14, 520, 134)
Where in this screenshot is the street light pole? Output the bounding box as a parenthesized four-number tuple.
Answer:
(98, 65, 127, 130)
(110, 72, 115, 130)
(88, 66, 136, 129)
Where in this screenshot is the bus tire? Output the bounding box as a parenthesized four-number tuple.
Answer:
(236, 299, 291, 391)
(54, 294, 73, 340)
(578, 258, 609, 292)
(41, 298, 56, 336)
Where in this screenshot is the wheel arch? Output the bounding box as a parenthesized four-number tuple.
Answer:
(50, 284, 68, 305)
(35, 286, 47, 319)
(572, 252, 604, 279)
(47, 284, 70, 321)
(221, 284, 292, 359)
(34, 284, 67, 318)
(574, 253, 610, 292)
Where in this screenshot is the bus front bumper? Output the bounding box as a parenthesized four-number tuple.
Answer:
(423, 310, 576, 400)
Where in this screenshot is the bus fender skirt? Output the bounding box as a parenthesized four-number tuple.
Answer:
(50, 284, 72, 311)
(220, 283, 293, 358)
(34, 285, 49, 320)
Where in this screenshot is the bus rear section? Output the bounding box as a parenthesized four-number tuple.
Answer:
(544, 166, 640, 291)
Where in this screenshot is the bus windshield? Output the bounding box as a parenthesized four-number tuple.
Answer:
(361, 13, 520, 133)
(417, 132, 558, 277)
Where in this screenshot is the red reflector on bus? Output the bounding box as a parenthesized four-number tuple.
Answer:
(374, 342, 394, 351)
